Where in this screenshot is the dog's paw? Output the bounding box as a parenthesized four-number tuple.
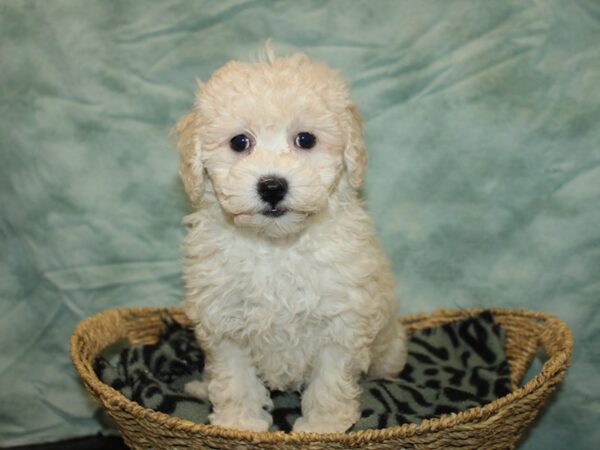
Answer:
(292, 416, 354, 433)
(184, 380, 209, 400)
(209, 410, 272, 432)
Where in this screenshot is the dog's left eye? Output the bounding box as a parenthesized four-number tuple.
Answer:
(294, 132, 317, 150)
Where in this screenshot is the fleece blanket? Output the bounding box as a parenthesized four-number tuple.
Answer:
(94, 311, 511, 432)
(1, 1, 598, 448)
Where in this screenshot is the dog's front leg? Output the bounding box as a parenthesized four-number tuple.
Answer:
(205, 339, 273, 432)
(293, 344, 362, 433)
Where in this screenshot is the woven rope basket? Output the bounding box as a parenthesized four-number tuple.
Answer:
(70, 307, 572, 450)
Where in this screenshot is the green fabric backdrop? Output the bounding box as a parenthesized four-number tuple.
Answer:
(1, 1, 598, 447)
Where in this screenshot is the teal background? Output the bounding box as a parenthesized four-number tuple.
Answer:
(1, 0, 598, 447)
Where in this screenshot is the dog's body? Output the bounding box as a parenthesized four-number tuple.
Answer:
(175, 46, 407, 433)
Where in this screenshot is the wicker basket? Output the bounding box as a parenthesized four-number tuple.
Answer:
(70, 308, 572, 450)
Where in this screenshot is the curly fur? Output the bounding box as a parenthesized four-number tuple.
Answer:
(174, 44, 407, 433)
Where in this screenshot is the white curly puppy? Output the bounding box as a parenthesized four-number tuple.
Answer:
(174, 45, 407, 433)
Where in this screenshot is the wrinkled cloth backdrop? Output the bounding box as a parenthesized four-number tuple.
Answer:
(1, 1, 598, 448)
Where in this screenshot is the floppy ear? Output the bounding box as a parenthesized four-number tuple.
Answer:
(171, 111, 204, 206)
(344, 104, 367, 191)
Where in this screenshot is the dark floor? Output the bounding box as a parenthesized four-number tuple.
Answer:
(5, 435, 128, 450)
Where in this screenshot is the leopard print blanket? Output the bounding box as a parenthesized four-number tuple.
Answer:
(94, 311, 511, 431)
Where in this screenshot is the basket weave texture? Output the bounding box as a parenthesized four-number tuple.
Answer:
(70, 308, 572, 450)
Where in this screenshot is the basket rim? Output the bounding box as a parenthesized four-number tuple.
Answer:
(70, 307, 573, 446)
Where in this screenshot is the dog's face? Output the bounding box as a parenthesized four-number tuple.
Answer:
(173, 51, 366, 238)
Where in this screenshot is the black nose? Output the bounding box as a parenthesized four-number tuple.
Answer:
(257, 176, 288, 207)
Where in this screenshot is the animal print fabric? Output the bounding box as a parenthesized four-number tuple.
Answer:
(94, 311, 511, 431)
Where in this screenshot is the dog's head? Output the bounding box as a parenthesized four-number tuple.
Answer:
(173, 45, 366, 238)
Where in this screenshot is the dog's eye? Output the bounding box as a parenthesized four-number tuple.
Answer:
(230, 134, 252, 152)
(294, 132, 316, 150)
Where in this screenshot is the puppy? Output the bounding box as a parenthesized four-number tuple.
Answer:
(174, 45, 407, 433)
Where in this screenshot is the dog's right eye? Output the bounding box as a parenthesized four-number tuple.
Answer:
(230, 134, 252, 152)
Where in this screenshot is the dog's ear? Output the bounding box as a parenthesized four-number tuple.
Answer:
(171, 110, 204, 206)
(344, 103, 367, 191)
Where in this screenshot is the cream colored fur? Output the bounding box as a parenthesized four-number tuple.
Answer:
(174, 46, 407, 433)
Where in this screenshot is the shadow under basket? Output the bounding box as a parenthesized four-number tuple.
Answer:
(70, 308, 572, 450)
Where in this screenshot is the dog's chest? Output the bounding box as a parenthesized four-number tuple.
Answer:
(239, 257, 329, 388)
(215, 237, 331, 332)
(186, 228, 342, 389)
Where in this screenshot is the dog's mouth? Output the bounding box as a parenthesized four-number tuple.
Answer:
(232, 206, 317, 238)
(262, 207, 287, 218)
